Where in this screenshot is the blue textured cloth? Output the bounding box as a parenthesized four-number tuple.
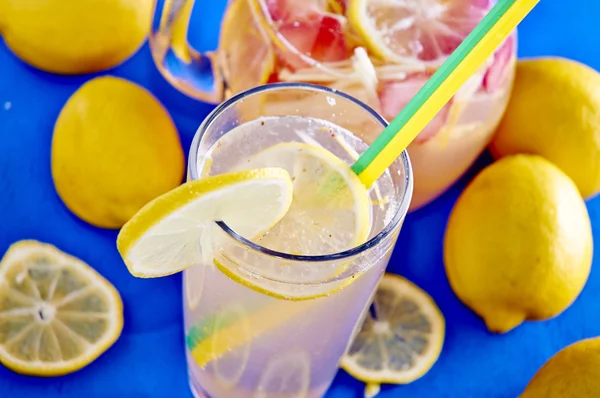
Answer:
(1, 1, 598, 397)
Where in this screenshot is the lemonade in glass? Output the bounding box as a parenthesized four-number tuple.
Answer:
(181, 83, 412, 397)
(151, 0, 516, 210)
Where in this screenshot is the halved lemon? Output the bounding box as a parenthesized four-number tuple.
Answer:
(235, 142, 371, 256)
(341, 273, 445, 391)
(117, 168, 294, 278)
(348, 0, 492, 65)
(0, 240, 123, 376)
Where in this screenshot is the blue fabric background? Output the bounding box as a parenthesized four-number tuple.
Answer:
(1, 0, 598, 397)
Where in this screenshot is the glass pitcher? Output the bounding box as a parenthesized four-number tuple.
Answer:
(150, 0, 516, 210)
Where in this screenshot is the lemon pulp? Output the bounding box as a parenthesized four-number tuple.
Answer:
(341, 274, 445, 386)
(0, 240, 123, 376)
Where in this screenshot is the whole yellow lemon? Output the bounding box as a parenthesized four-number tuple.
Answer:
(52, 76, 185, 229)
(0, 0, 152, 74)
(444, 154, 593, 333)
(490, 57, 600, 198)
(520, 337, 600, 397)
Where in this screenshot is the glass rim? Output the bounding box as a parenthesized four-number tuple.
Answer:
(189, 82, 413, 262)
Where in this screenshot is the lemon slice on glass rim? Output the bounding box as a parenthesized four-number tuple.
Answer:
(117, 168, 294, 278)
(0, 240, 123, 376)
(234, 141, 371, 256)
(341, 273, 445, 396)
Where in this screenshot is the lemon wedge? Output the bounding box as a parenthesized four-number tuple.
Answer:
(0, 240, 123, 376)
(117, 168, 294, 278)
(341, 273, 445, 390)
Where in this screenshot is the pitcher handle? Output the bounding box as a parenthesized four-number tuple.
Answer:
(150, 0, 224, 104)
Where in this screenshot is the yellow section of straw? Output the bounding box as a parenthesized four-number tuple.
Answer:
(357, 0, 540, 188)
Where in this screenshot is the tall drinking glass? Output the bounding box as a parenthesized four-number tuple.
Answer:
(184, 83, 413, 398)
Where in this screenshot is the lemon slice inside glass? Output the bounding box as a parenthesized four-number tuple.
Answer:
(218, 0, 275, 95)
(341, 273, 445, 388)
(348, 0, 491, 65)
(117, 168, 294, 278)
(187, 300, 308, 369)
(255, 350, 312, 398)
(235, 142, 371, 256)
(212, 304, 252, 390)
(0, 240, 123, 376)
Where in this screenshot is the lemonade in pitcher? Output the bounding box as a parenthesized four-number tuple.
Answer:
(180, 84, 413, 397)
(151, 0, 516, 210)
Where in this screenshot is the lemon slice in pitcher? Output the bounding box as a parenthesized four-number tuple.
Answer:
(341, 274, 445, 390)
(117, 168, 294, 278)
(0, 240, 123, 376)
(348, 0, 492, 65)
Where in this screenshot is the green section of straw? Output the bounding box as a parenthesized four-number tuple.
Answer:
(350, 0, 518, 176)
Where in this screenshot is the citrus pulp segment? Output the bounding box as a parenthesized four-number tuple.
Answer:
(0, 240, 123, 376)
(341, 274, 444, 385)
(117, 168, 294, 278)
